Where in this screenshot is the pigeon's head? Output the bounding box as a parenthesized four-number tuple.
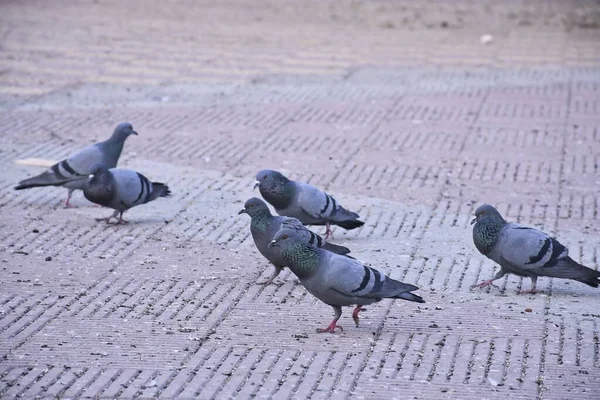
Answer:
(111, 122, 138, 142)
(254, 169, 288, 190)
(268, 227, 302, 249)
(471, 204, 504, 225)
(238, 197, 270, 216)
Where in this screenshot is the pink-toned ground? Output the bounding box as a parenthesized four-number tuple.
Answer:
(0, 1, 599, 399)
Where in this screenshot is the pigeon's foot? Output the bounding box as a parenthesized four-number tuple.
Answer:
(316, 322, 343, 334)
(115, 213, 128, 225)
(352, 306, 366, 327)
(64, 198, 76, 208)
(257, 278, 284, 286)
(520, 288, 539, 295)
(95, 217, 113, 224)
(258, 266, 283, 286)
(323, 223, 334, 240)
(471, 279, 500, 290)
(520, 278, 539, 294)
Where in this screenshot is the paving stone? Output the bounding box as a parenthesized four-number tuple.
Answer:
(1, 0, 599, 399)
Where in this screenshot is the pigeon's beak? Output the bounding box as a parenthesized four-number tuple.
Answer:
(238, 209, 247, 215)
(470, 217, 477, 225)
(132, 131, 138, 136)
(268, 239, 278, 248)
(253, 181, 260, 189)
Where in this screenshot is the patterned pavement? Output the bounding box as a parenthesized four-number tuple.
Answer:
(0, 1, 599, 399)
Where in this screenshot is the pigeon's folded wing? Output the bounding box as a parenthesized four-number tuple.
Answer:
(498, 224, 567, 270)
(295, 183, 337, 219)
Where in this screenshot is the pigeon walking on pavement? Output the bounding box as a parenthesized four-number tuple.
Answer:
(239, 197, 352, 285)
(14, 123, 138, 207)
(268, 228, 424, 333)
(471, 204, 600, 293)
(83, 165, 171, 224)
(255, 170, 364, 239)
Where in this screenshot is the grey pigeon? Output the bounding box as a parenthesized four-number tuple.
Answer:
(83, 165, 171, 224)
(255, 170, 364, 239)
(472, 204, 600, 293)
(238, 197, 352, 285)
(268, 228, 424, 333)
(15, 123, 137, 207)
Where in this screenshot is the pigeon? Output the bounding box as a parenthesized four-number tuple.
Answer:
(14, 123, 137, 207)
(83, 164, 171, 224)
(255, 169, 364, 239)
(268, 228, 424, 333)
(238, 197, 352, 285)
(471, 204, 600, 293)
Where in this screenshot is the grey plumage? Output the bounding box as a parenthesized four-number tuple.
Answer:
(268, 228, 424, 333)
(472, 204, 600, 293)
(255, 170, 364, 239)
(83, 165, 171, 224)
(238, 197, 352, 285)
(14, 123, 137, 207)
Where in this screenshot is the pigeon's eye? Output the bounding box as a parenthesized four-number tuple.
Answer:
(263, 175, 267, 180)
(282, 234, 288, 240)
(249, 204, 254, 208)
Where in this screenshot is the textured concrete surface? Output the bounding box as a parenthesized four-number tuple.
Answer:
(1, 0, 600, 399)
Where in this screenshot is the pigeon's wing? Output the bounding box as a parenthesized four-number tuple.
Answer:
(15, 145, 102, 189)
(110, 168, 154, 209)
(64, 144, 105, 176)
(496, 224, 568, 272)
(280, 217, 352, 255)
(294, 182, 337, 220)
(281, 217, 319, 243)
(319, 254, 418, 298)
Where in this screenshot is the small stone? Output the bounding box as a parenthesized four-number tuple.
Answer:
(480, 34, 493, 44)
(45, 256, 52, 262)
(525, 308, 533, 312)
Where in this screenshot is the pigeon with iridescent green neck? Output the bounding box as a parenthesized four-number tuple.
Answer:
(238, 197, 352, 285)
(268, 228, 424, 333)
(15, 123, 137, 207)
(472, 204, 600, 294)
(255, 170, 364, 239)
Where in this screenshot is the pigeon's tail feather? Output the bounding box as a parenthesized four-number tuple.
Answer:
(322, 241, 351, 256)
(14, 172, 68, 190)
(373, 278, 424, 302)
(395, 291, 425, 303)
(333, 219, 364, 230)
(558, 257, 600, 288)
(148, 182, 171, 201)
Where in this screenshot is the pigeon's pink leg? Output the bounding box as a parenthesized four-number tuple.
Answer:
(323, 222, 333, 240)
(258, 265, 283, 285)
(473, 279, 500, 289)
(352, 305, 366, 327)
(117, 213, 129, 225)
(316, 306, 343, 334)
(520, 277, 538, 294)
(63, 189, 77, 208)
(95, 210, 119, 224)
(64, 195, 74, 208)
(317, 321, 343, 334)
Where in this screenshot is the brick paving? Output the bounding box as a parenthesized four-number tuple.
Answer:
(1, 0, 600, 399)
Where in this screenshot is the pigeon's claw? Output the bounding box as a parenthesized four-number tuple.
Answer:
(316, 322, 344, 334)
